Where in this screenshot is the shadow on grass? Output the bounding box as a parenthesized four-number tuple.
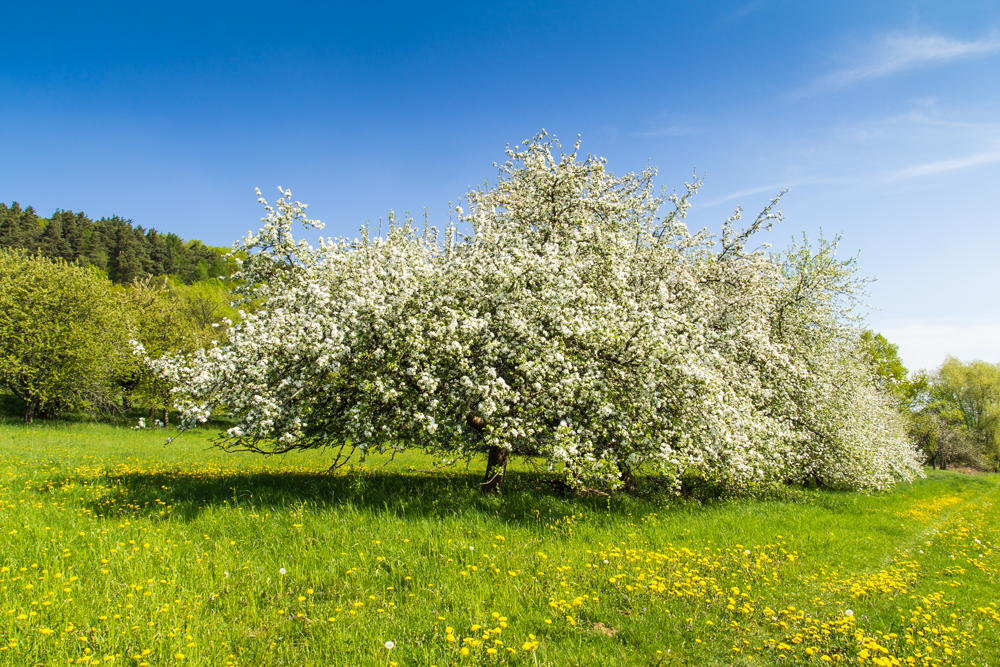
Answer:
(83, 467, 670, 524)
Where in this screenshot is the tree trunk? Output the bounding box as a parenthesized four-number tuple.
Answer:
(161, 391, 171, 427)
(24, 398, 37, 424)
(122, 392, 132, 411)
(619, 465, 636, 493)
(481, 445, 509, 495)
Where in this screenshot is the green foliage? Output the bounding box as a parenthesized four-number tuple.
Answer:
(0, 202, 42, 250)
(898, 354, 1000, 472)
(856, 331, 930, 416)
(0, 201, 237, 285)
(907, 410, 987, 471)
(858, 331, 905, 394)
(850, 331, 978, 470)
(929, 356, 1000, 471)
(0, 200, 242, 421)
(0, 250, 127, 421)
(116, 278, 197, 420)
(116, 277, 238, 422)
(166, 277, 239, 340)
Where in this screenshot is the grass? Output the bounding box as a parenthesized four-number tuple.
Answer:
(0, 421, 998, 666)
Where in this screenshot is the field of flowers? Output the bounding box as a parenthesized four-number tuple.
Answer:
(1, 422, 998, 666)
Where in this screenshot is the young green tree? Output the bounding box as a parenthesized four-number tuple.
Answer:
(169, 278, 238, 340)
(0, 250, 127, 422)
(858, 331, 906, 393)
(908, 410, 987, 471)
(119, 276, 232, 424)
(856, 330, 929, 414)
(931, 356, 1000, 471)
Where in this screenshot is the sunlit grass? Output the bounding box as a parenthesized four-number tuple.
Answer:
(1, 422, 998, 666)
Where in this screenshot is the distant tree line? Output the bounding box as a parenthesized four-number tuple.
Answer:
(0, 201, 235, 284)
(858, 332, 1000, 473)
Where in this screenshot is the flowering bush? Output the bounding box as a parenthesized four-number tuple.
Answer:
(149, 133, 921, 492)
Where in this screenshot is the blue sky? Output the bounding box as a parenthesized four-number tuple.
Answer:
(2, 1, 999, 371)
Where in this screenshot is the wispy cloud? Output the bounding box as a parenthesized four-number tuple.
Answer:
(885, 150, 1000, 181)
(700, 183, 790, 208)
(802, 32, 1000, 95)
(633, 125, 701, 138)
(699, 178, 833, 208)
(728, 1, 768, 21)
(688, 98, 1000, 213)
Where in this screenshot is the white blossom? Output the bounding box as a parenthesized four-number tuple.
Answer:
(148, 133, 922, 492)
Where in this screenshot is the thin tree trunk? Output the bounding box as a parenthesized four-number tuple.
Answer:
(122, 392, 132, 411)
(161, 391, 171, 427)
(24, 398, 37, 424)
(619, 465, 636, 493)
(482, 445, 509, 495)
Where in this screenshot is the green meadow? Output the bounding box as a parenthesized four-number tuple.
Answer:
(1, 422, 997, 666)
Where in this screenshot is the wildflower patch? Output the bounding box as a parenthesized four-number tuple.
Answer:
(0, 424, 997, 665)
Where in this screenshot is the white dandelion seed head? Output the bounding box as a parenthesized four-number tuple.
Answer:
(385, 641, 395, 650)
(279, 568, 286, 575)
(844, 609, 854, 617)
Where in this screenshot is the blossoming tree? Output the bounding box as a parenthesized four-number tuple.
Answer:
(148, 133, 921, 493)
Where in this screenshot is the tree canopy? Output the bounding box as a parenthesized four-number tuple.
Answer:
(152, 134, 921, 493)
(0, 250, 127, 422)
(929, 357, 1000, 471)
